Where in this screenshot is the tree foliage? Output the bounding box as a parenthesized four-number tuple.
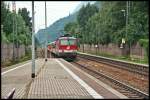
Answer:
(1, 1, 10, 25)
(64, 1, 148, 58)
(64, 22, 78, 35)
(64, 1, 148, 47)
(1, 2, 32, 46)
(18, 8, 32, 31)
(77, 3, 99, 44)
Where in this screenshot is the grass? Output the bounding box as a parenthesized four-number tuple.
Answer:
(1, 53, 32, 68)
(79, 50, 149, 65)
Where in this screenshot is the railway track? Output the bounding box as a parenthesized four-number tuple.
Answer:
(51, 52, 149, 98)
(77, 53, 149, 77)
(72, 61, 149, 99)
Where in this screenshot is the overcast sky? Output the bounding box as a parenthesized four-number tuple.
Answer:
(5, 1, 81, 33)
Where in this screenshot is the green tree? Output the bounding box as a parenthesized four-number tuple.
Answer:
(18, 8, 32, 32)
(77, 3, 98, 52)
(1, 2, 32, 48)
(1, 1, 10, 25)
(64, 22, 78, 35)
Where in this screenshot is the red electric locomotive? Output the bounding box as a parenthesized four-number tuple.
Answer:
(50, 35, 78, 59)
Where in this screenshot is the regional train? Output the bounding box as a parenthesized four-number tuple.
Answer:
(47, 34, 78, 59)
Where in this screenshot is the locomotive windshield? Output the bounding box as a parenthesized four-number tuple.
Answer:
(60, 39, 76, 45)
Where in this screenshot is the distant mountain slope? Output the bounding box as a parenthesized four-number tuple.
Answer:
(35, 12, 78, 45)
(35, 1, 101, 45)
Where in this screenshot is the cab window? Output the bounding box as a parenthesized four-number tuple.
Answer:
(60, 39, 76, 45)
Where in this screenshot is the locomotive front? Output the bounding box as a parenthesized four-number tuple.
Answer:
(56, 37, 78, 59)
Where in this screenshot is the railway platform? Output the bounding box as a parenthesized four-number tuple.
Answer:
(1, 58, 128, 99)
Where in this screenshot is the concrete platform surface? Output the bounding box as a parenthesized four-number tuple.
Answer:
(1, 59, 45, 99)
(1, 58, 127, 99)
(27, 58, 102, 99)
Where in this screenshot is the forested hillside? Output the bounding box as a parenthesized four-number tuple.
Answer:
(35, 1, 100, 45)
(35, 12, 78, 45)
(64, 1, 149, 58)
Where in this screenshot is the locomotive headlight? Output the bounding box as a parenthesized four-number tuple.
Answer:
(59, 50, 62, 52)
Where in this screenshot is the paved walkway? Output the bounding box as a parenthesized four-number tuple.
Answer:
(1, 59, 45, 99)
(2, 58, 127, 99)
(27, 59, 94, 99)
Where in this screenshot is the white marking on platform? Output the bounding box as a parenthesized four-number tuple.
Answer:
(1, 62, 31, 75)
(56, 59, 103, 99)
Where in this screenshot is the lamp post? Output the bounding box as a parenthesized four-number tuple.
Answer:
(121, 9, 125, 16)
(120, 9, 126, 49)
(121, 1, 129, 49)
(120, 1, 130, 57)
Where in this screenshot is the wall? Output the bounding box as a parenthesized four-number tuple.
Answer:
(1, 43, 26, 62)
(130, 42, 145, 59)
(79, 43, 145, 59)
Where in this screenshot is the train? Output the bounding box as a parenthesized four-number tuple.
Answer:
(47, 34, 78, 59)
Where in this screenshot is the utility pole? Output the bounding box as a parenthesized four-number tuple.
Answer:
(1, 25, 3, 39)
(13, 1, 18, 60)
(128, 1, 131, 56)
(15, 3, 18, 60)
(82, 29, 84, 53)
(126, 1, 129, 42)
(32, 1, 35, 78)
(45, 1, 48, 61)
(96, 25, 98, 55)
(12, 1, 15, 61)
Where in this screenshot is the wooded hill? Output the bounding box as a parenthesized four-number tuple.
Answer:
(64, 1, 148, 58)
(35, 1, 100, 46)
